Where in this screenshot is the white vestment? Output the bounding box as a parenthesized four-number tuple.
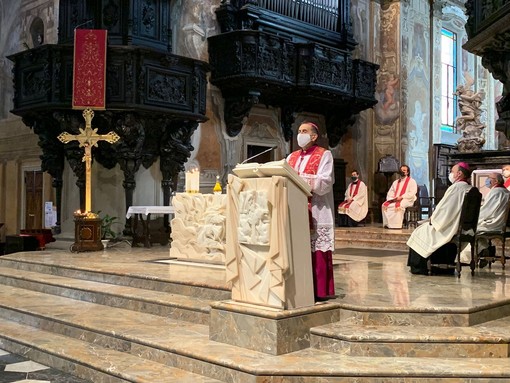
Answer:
(338, 180, 368, 222)
(286, 149, 335, 252)
(459, 186, 510, 262)
(381, 177, 417, 228)
(407, 181, 472, 258)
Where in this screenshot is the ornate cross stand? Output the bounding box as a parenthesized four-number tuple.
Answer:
(58, 108, 120, 251)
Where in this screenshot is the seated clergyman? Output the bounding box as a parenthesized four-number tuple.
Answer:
(406, 162, 472, 275)
(381, 165, 417, 229)
(337, 170, 368, 227)
(459, 172, 510, 266)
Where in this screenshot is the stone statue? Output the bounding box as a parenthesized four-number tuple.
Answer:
(455, 73, 486, 152)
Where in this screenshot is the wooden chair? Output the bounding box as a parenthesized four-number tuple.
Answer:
(418, 185, 435, 219)
(427, 187, 482, 277)
(475, 201, 510, 268)
(404, 185, 435, 229)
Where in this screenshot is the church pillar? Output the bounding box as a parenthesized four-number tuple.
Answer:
(112, 113, 145, 235)
(371, 0, 402, 208)
(400, 0, 432, 187)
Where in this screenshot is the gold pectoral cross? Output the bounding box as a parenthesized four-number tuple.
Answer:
(58, 108, 120, 214)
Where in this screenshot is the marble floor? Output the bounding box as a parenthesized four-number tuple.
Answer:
(0, 348, 91, 383)
(1, 230, 510, 381)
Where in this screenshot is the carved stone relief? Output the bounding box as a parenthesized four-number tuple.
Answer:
(238, 190, 270, 245)
(170, 193, 227, 264)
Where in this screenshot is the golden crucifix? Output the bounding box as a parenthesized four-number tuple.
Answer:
(58, 108, 120, 213)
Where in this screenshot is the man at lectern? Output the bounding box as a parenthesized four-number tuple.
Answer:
(286, 122, 336, 301)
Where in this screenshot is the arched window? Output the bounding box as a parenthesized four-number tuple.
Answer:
(440, 28, 457, 133)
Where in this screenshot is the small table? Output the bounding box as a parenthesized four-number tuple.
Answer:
(126, 206, 175, 247)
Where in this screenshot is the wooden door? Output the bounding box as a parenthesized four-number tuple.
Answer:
(25, 170, 43, 229)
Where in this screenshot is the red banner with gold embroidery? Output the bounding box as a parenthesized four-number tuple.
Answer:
(73, 29, 107, 110)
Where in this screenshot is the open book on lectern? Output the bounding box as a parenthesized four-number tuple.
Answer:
(233, 159, 312, 196)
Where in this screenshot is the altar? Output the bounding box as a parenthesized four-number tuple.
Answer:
(126, 206, 174, 247)
(169, 193, 227, 264)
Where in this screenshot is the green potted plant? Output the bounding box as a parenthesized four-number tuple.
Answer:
(98, 211, 120, 249)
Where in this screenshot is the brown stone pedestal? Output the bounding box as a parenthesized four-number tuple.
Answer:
(209, 300, 340, 355)
(71, 217, 103, 252)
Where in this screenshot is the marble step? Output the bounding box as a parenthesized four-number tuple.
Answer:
(335, 228, 411, 250)
(337, 298, 510, 327)
(2, 286, 510, 381)
(0, 319, 222, 383)
(0, 266, 211, 324)
(335, 227, 412, 240)
(0, 254, 230, 301)
(311, 320, 510, 358)
(335, 238, 409, 250)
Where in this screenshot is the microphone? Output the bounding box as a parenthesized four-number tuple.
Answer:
(74, 19, 94, 30)
(241, 146, 278, 164)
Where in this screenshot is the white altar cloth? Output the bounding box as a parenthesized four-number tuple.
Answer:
(126, 206, 174, 218)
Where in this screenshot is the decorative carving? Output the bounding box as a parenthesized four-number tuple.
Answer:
(160, 120, 198, 179)
(325, 113, 357, 148)
(141, 0, 156, 33)
(112, 112, 145, 232)
(224, 92, 260, 137)
(147, 69, 187, 105)
(226, 173, 315, 309)
(58, 0, 171, 51)
(238, 190, 270, 245)
(280, 105, 296, 142)
(103, 0, 120, 29)
(170, 193, 227, 264)
(160, 119, 199, 222)
(455, 73, 486, 152)
(209, 26, 378, 143)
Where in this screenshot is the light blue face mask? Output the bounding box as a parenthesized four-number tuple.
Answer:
(485, 178, 492, 188)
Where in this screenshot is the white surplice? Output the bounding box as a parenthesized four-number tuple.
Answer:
(286, 149, 335, 252)
(459, 186, 510, 262)
(407, 181, 472, 258)
(338, 180, 368, 222)
(381, 177, 417, 229)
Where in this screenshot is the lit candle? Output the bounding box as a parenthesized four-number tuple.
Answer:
(185, 170, 191, 193)
(191, 168, 200, 193)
